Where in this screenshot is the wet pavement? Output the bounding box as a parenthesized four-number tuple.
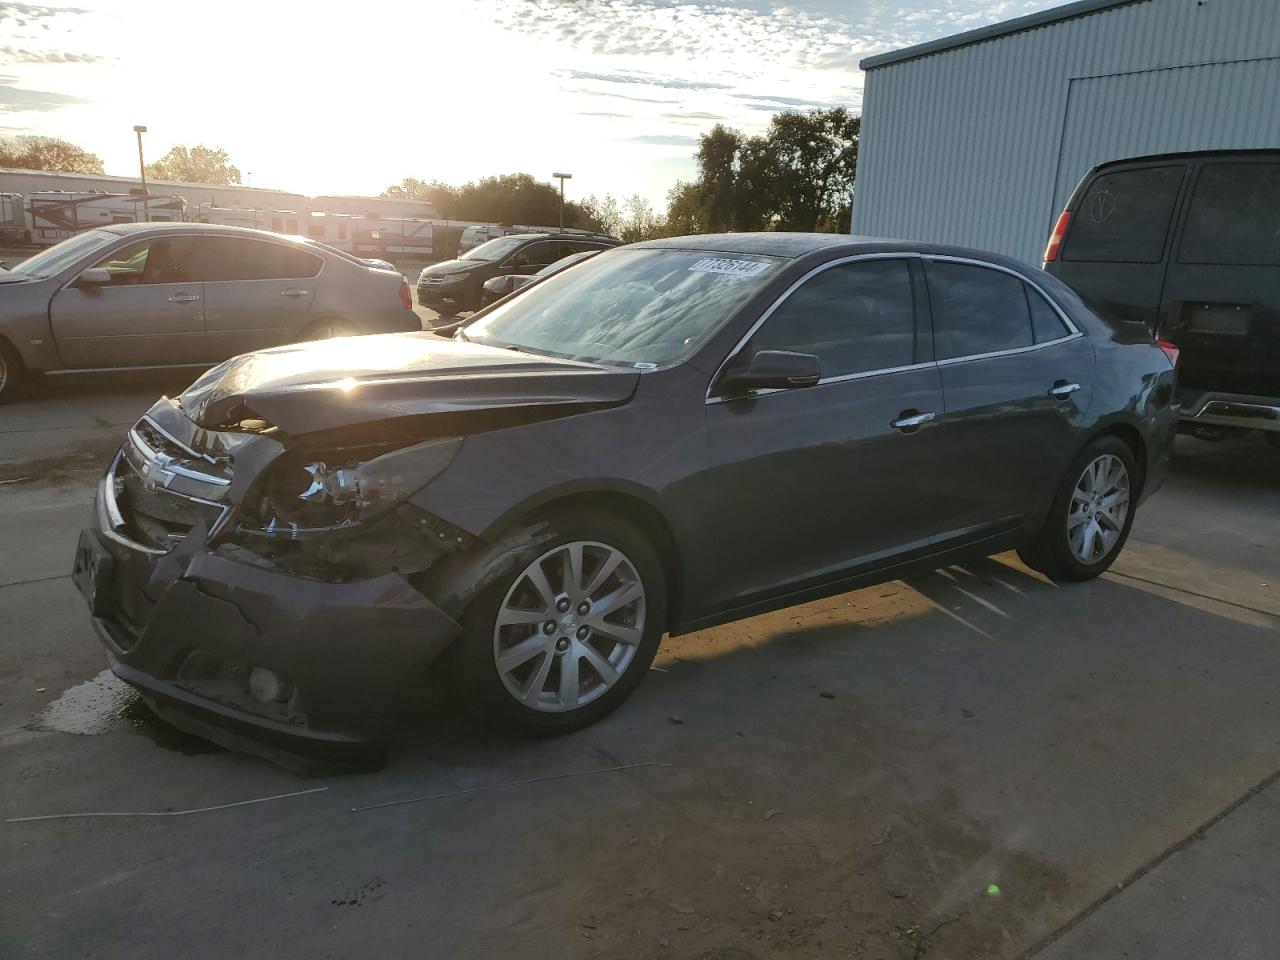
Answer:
(2, 371, 1279, 959)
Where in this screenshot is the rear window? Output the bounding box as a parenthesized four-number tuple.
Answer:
(1064, 165, 1184, 264)
(1179, 162, 1280, 266)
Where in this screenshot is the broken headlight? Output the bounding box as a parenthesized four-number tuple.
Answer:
(246, 436, 462, 537)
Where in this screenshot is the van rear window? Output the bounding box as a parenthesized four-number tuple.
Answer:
(1180, 163, 1280, 266)
(1064, 166, 1184, 264)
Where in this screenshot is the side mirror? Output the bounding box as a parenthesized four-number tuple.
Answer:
(78, 267, 112, 286)
(720, 349, 821, 396)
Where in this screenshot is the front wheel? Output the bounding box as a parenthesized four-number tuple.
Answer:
(1017, 436, 1138, 582)
(448, 511, 666, 734)
(0, 339, 23, 404)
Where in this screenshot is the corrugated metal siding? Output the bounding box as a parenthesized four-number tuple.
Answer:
(851, 0, 1280, 263)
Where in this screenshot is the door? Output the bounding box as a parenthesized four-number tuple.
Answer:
(925, 259, 1095, 542)
(694, 257, 943, 612)
(49, 235, 205, 368)
(1159, 159, 1280, 403)
(200, 236, 321, 359)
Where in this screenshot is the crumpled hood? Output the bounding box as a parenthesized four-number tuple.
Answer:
(180, 332, 640, 435)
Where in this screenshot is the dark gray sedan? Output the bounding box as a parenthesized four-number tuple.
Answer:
(0, 222, 420, 401)
(73, 233, 1178, 767)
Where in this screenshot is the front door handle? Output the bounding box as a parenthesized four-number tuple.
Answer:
(891, 410, 936, 431)
(280, 288, 310, 297)
(1049, 380, 1081, 399)
(167, 293, 200, 303)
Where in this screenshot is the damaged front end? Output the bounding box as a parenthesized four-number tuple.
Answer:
(73, 397, 475, 768)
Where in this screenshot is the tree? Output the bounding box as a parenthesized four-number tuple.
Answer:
(379, 173, 599, 229)
(665, 108, 860, 235)
(578, 194, 623, 237)
(0, 135, 104, 174)
(380, 177, 458, 211)
(145, 145, 241, 185)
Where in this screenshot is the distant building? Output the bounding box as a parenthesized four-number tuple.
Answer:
(311, 194, 439, 220)
(0, 167, 306, 216)
(850, 0, 1280, 263)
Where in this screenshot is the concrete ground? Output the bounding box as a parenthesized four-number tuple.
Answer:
(2, 364, 1279, 959)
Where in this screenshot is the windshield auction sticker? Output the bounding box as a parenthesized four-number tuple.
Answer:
(688, 257, 770, 278)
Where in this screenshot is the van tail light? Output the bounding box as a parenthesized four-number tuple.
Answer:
(1155, 338, 1180, 369)
(1043, 210, 1071, 264)
(399, 277, 413, 310)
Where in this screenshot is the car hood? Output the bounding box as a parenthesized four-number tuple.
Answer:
(421, 259, 483, 278)
(179, 332, 640, 435)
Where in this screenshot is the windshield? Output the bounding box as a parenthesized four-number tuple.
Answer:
(11, 230, 117, 278)
(465, 248, 781, 367)
(460, 235, 527, 262)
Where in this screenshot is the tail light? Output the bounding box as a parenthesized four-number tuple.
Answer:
(1155, 338, 1180, 369)
(399, 277, 413, 310)
(1043, 210, 1071, 264)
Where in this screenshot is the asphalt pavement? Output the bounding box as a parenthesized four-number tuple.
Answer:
(2, 368, 1278, 960)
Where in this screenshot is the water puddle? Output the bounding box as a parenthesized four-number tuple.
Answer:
(30, 670, 223, 755)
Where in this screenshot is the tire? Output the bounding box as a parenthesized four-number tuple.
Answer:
(448, 510, 666, 734)
(1017, 435, 1138, 582)
(0, 338, 24, 404)
(300, 319, 361, 340)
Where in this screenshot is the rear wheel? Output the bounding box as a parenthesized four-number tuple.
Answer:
(1017, 436, 1137, 582)
(448, 511, 666, 734)
(0, 339, 24, 404)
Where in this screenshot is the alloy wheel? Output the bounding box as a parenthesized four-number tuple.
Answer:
(493, 541, 646, 713)
(1068, 453, 1130, 564)
(0, 351, 7, 396)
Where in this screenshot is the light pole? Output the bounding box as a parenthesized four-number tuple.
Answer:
(133, 125, 149, 220)
(552, 171, 572, 232)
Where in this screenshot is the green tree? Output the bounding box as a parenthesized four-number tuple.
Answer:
(145, 144, 241, 185)
(380, 177, 458, 211)
(667, 108, 859, 235)
(0, 135, 104, 174)
(380, 173, 598, 228)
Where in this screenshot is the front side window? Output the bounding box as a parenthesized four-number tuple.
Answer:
(460, 235, 525, 262)
(746, 259, 917, 378)
(1180, 162, 1280, 266)
(513, 241, 560, 268)
(87, 237, 201, 286)
(928, 262, 1034, 360)
(1064, 165, 1184, 264)
(202, 237, 322, 282)
(466, 248, 781, 367)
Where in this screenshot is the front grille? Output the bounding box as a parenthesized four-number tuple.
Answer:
(101, 416, 234, 554)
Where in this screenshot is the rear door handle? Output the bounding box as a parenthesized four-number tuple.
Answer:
(280, 288, 310, 297)
(167, 293, 200, 302)
(891, 410, 935, 431)
(1049, 380, 1081, 398)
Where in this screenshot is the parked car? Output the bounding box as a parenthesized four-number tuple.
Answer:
(417, 232, 620, 320)
(0, 223, 419, 402)
(480, 249, 599, 306)
(1045, 150, 1280, 449)
(74, 233, 1177, 767)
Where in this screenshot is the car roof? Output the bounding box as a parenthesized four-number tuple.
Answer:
(1092, 148, 1280, 171)
(102, 221, 296, 239)
(631, 232, 1036, 271)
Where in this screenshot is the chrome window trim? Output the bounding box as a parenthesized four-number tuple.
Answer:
(705, 252, 922, 403)
(704, 250, 1089, 405)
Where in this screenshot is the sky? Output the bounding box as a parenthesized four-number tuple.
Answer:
(0, 0, 1071, 207)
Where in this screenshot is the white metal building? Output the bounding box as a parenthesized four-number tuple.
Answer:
(0, 168, 306, 216)
(850, 0, 1280, 264)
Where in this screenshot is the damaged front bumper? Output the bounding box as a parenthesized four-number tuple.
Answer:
(73, 404, 464, 767)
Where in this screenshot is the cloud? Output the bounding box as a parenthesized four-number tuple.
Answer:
(0, 45, 102, 64)
(733, 93, 842, 110)
(628, 134, 700, 146)
(0, 74, 84, 112)
(662, 111, 725, 122)
(0, 3, 86, 27)
(568, 87, 678, 105)
(561, 69, 731, 92)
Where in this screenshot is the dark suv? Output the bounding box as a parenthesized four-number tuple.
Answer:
(1046, 150, 1280, 448)
(417, 232, 621, 319)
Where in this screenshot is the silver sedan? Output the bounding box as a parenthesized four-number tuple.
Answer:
(0, 222, 420, 402)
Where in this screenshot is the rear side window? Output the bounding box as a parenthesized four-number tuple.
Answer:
(1180, 163, 1280, 266)
(928, 262, 1033, 360)
(749, 259, 916, 378)
(1027, 286, 1071, 343)
(203, 237, 322, 281)
(1064, 165, 1184, 263)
